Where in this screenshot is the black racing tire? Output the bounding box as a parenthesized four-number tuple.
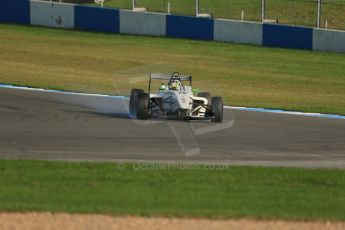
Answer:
(177, 109, 189, 120)
(211, 97, 223, 123)
(136, 93, 150, 120)
(197, 92, 211, 105)
(129, 88, 144, 117)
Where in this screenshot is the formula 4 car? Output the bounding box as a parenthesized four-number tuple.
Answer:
(129, 72, 223, 122)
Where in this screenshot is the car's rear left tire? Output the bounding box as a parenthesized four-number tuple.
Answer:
(197, 92, 211, 105)
(211, 97, 223, 123)
(136, 93, 150, 120)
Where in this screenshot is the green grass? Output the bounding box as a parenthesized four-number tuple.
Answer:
(1, 24, 345, 115)
(0, 160, 345, 220)
(88, 0, 345, 30)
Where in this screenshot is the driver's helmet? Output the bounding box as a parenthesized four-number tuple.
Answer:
(170, 80, 180, 91)
(172, 73, 179, 79)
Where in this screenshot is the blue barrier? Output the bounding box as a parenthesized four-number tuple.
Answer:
(75, 6, 119, 33)
(166, 15, 214, 41)
(263, 24, 313, 50)
(0, 0, 30, 24)
(2, 1, 344, 53)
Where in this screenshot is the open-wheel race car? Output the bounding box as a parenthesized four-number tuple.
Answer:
(129, 72, 223, 122)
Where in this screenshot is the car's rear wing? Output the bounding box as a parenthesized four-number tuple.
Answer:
(150, 73, 192, 82)
(149, 73, 192, 93)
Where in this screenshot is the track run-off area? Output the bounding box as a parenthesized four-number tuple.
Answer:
(1, 85, 345, 168)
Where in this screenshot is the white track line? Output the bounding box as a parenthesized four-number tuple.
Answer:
(1, 84, 344, 120)
(224, 106, 345, 120)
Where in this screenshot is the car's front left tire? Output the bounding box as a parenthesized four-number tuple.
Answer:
(129, 88, 144, 117)
(136, 93, 150, 120)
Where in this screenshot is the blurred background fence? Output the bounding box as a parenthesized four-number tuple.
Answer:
(44, 0, 345, 31)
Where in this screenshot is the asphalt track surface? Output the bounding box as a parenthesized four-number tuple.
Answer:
(1, 87, 345, 168)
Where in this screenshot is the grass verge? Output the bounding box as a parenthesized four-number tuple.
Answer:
(0, 160, 345, 221)
(1, 24, 345, 114)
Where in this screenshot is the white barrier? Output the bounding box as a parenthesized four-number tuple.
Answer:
(313, 28, 345, 53)
(30, 0, 75, 29)
(214, 19, 262, 45)
(119, 10, 166, 36)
